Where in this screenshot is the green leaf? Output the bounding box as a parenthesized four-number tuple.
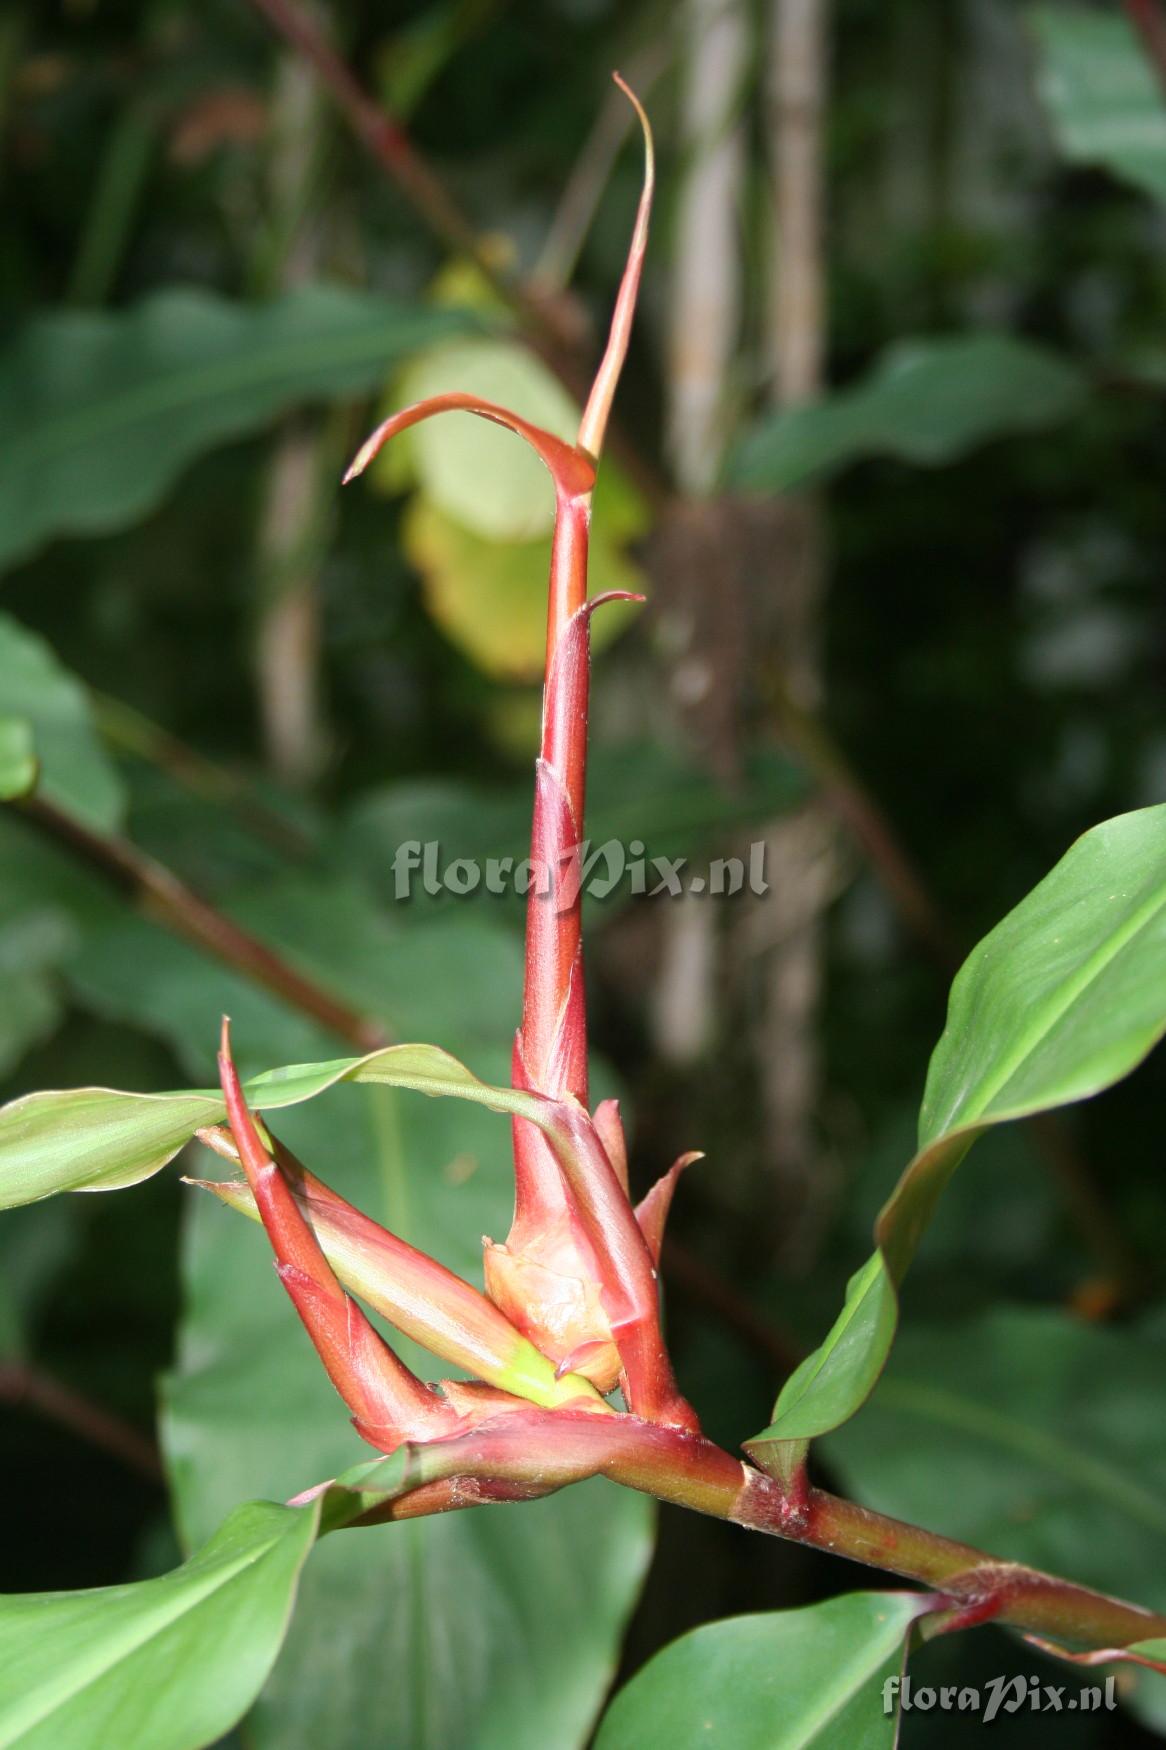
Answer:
(0, 1497, 319, 1750)
(821, 1309, 1166, 1616)
(0, 616, 125, 831)
(1029, 6, 1166, 203)
(750, 805, 1166, 1446)
(0, 718, 35, 802)
(730, 335, 1086, 494)
(882, 802, 1166, 1277)
(1118, 1639, 1166, 1735)
(0, 286, 465, 571)
(594, 1592, 928, 1750)
(0, 1038, 577, 1208)
(163, 1058, 653, 1750)
(1126, 1639, 1166, 1667)
(754, 1253, 897, 1446)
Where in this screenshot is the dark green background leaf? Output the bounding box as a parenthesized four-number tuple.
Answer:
(0, 287, 464, 571)
(0, 615, 124, 830)
(730, 336, 1086, 494)
(1029, 7, 1166, 202)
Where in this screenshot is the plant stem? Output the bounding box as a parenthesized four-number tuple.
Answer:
(1127, 0, 1166, 98)
(363, 1414, 1166, 1652)
(245, 0, 576, 357)
(16, 795, 384, 1052)
(92, 692, 315, 859)
(0, 1359, 162, 1482)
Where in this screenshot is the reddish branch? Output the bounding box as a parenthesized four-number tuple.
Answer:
(323, 1409, 1166, 1655)
(0, 1359, 162, 1482)
(1127, 0, 1166, 98)
(17, 794, 384, 1052)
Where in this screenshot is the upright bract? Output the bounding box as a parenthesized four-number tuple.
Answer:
(199, 77, 698, 1451)
(344, 79, 697, 1432)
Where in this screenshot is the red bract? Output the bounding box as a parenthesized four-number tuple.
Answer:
(203, 76, 700, 1461)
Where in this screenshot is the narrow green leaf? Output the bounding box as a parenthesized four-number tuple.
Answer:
(750, 806, 1166, 1445)
(1125, 1639, 1166, 1668)
(0, 616, 124, 830)
(0, 1497, 319, 1750)
(881, 802, 1166, 1277)
(315, 1450, 411, 1532)
(750, 1254, 896, 1446)
(730, 335, 1085, 494)
(0, 1041, 564, 1208)
(1029, 6, 1166, 203)
(594, 1592, 929, 1750)
(0, 286, 465, 571)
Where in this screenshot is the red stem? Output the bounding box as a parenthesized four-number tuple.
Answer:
(0, 1359, 162, 1482)
(1126, 0, 1166, 97)
(351, 1413, 1166, 1651)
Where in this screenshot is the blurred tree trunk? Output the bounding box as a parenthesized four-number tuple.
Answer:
(651, 0, 748, 1066)
(253, 39, 333, 786)
(753, 0, 837, 1264)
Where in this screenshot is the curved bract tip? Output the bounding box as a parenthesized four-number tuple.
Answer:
(576, 75, 655, 463)
(343, 391, 596, 498)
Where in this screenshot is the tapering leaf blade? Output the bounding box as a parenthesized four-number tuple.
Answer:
(0, 1498, 319, 1750)
(594, 1592, 928, 1750)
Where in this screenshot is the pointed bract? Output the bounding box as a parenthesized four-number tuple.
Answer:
(577, 75, 655, 462)
(635, 1153, 703, 1265)
(344, 392, 595, 497)
(216, 1020, 460, 1452)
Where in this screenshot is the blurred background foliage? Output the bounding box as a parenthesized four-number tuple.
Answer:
(1, 0, 1164, 1744)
